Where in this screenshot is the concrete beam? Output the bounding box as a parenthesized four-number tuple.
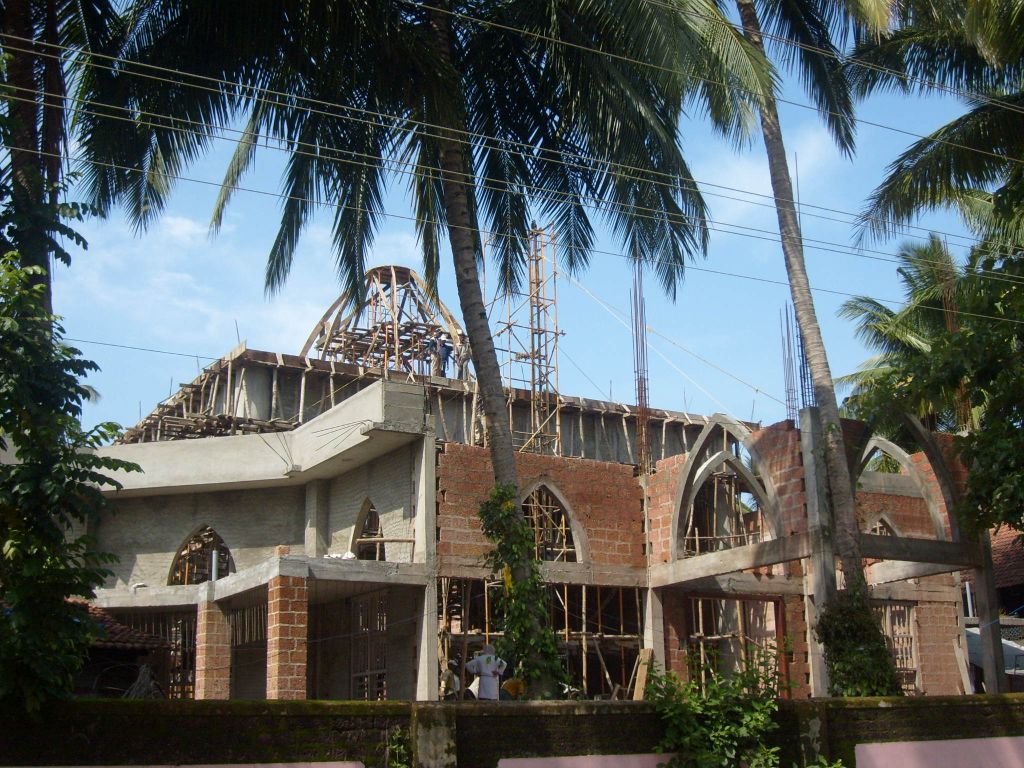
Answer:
(649, 534, 812, 587)
(867, 559, 961, 585)
(858, 533, 982, 566)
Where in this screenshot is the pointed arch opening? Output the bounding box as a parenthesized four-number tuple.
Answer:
(521, 484, 581, 562)
(168, 525, 234, 585)
(856, 436, 948, 541)
(354, 500, 386, 561)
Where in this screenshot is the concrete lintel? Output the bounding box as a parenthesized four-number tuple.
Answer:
(867, 559, 961, 585)
(858, 533, 981, 566)
(671, 571, 805, 596)
(857, 471, 922, 497)
(437, 558, 646, 587)
(650, 533, 812, 586)
(92, 584, 202, 610)
(309, 557, 432, 585)
(870, 581, 959, 602)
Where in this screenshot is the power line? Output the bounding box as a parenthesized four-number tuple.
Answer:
(10, 85, 1024, 293)
(0, 33, 1014, 253)
(15, 141, 1024, 330)
(66, 337, 218, 360)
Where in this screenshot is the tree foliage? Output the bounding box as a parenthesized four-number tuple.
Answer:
(646, 647, 783, 768)
(477, 485, 564, 694)
(846, 248, 1024, 536)
(0, 252, 136, 712)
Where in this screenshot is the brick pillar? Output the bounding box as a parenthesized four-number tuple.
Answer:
(267, 574, 308, 699)
(195, 600, 231, 699)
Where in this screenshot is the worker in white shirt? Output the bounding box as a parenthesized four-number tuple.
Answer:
(464, 644, 507, 701)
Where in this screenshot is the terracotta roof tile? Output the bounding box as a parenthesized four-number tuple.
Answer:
(72, 601, 168, 651)
(991, 526, 1024, 590)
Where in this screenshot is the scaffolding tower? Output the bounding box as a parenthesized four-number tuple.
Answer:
(495, 227, 562, 454)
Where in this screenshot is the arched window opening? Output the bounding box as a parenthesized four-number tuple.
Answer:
(356, 504, 386, 561)
(169, 526, 234, 585)
(682, 470, 765, 557)
(523, 486, 577, 562)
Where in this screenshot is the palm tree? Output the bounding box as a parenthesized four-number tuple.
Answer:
(730, 0, 887, 588)
(0, 0, 120, 313)
(849, 0, 1024, 244)
(73, 0, 770, 492)
(838, 234, 977, 431)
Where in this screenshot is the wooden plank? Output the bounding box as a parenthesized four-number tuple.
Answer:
(858, 533, 982, 566)
(954, 640, 973, 694)
(632, 648, 652, 701)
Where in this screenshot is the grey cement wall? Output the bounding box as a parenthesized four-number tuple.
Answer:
(98, 486, 305, 587)
(328, 445, 417, 562)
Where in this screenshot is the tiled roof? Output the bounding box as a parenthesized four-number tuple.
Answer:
(73, 601, 167, 651)
(991, 526, 1024, 590)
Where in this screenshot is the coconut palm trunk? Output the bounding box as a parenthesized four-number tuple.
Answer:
(735, 0, 866, 588)
(3, 0, 52, 314)
(428, 8, 518, 490)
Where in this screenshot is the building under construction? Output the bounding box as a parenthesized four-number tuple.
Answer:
(89, 234, 1004, 701)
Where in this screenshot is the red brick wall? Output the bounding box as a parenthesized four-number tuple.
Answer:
(267, 574, 308, 700)
(858, 492, 936, 538)
(916, 596, 964, 695)
(648, 453, 688, 564)
(661, 590, 688, 678)
(783, 596, 811, 698)
(749, 420, 807, 537)
(195, 601, 230, 700)
(436, 443, 645, 568)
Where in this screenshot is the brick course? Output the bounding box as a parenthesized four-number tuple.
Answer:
(436, 443, 645, 569)
(267, 575, 309, 700)
(195, 600, 231, 700)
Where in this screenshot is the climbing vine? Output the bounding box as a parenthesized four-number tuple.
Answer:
(478, 485, 565, 694)
(814, 586, 903, 697)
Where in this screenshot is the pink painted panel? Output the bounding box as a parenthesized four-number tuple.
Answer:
(498, 755, 670, 768)
(856, 736, 1024, 768)
(41, 764, 363, 768)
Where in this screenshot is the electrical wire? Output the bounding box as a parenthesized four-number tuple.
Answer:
(1, 32, 1016, 254)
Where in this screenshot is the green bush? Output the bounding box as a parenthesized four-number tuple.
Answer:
(814, 588, 903, 697)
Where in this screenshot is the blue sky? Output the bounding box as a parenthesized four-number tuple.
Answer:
(55, 75, 974, 434)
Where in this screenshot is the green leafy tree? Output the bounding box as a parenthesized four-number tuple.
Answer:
(0, 252, 136, 713)
(74, 0, 769, 494)
(839, 234, 978, 432)
(0, 0, 122, 313)
(850, 0, 1024, 244)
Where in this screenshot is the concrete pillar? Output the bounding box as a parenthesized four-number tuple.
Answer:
(417, 580, 440, 700)
(974, 533, 1007, 693)
(195, 598, 231, 699)
(304, 480, 330, 558)
(800, 407, 835, 696)
(267, 574, 309, 700)
(414, 433, 437, 564)
(643, 588, 666, 670)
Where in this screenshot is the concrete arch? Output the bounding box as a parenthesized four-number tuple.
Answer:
(519, 480, 589, 563)
(671, 415, 782, 560)
(857, 437, 948, 541)
(167, 524, 235, 585)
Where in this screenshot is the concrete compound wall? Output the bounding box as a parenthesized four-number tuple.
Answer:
(7, 696, 1024, 768)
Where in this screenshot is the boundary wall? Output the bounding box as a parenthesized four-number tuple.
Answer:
(6, 696, 1024, 768)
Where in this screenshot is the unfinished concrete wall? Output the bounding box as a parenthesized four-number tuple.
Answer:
(327, 445, 417, 561)
(436, 443, 645, 569)
(98, 487, 305, 587)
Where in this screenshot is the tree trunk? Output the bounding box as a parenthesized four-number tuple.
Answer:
(736, 0, 865, 589)
(4, 0, 53, 315)
(426, 7, 518, 491)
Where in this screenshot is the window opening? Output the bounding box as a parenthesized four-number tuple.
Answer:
(684, 597, 780, 690)
(169, 526, 234, 585)
(356, 504, 386, 561)
(522, 486, 577, 562)
(352, 591, 388, 699)
(873, 601, 920, 694)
